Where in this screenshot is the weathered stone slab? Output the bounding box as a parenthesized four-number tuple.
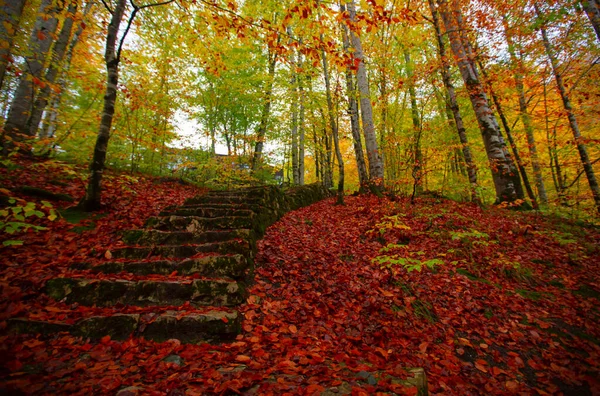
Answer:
(45, 278, 246, 307)
(142, 310, 241, 343)
(8, 311, 240, 343)
(111, 239, 254, 260)
(78, 254, 250, 278)
(159, 207, 254, 218)
(122, 229, 254, 246)
(145, 215, 255, 232)
(73, 314, 140, 340)
(7, 318, 71, 335)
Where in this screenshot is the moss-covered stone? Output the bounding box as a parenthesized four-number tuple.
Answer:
(112, 239, 255, 260)
(121, 229, 255, 246)
(73, 314, 140, 340)
(145, 215, 255, 232)
(45, 278, 245, 307)
(142, 310, 241, 343)
(7, 318, 71, 335)
(89, 254, 250, 278)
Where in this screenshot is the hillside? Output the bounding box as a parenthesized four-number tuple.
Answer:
(1, 158, 599, 395)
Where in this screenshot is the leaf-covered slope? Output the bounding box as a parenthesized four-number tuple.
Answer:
(1, 159, 599, 394)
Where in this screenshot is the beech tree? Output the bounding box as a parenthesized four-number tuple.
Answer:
(437, 0, 524, 204)
(80, 0, 174, 211)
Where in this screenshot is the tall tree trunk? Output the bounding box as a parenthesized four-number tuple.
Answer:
(480, 61, 537, 209)
(346, 0, 384, 193)
(0, 0, 26, 92)
(287, 27, 299, 185)
(252, 43, 278, 170)
(321, 38, 344, 204)
(80, 0, 127, 211)
(341, 3, 368, 191)
(581, 0, 600, 43)
(403, 49, 423, 199)
(437, 0, 522, 204)
(298, 52, 305, 185)
(3, 0, 61, 152)
(40, 0, 94, 144)
(536, 3, 600, 212)
(29, 2, 78, 138)
(503, 17, 548, 205)
(427, 0, 479, 203)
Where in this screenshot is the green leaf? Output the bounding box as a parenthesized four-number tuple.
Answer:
(3, 240, 23, 246)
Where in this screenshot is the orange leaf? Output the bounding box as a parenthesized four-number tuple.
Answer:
(235, 355, 251, 363)
(288, 324, 297, 334)
(419, 342, 429, 354)
(505, 381, 518, 391)
(475, 361, 488, 373)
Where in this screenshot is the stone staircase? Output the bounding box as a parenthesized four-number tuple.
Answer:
(9, 183, 332, 343)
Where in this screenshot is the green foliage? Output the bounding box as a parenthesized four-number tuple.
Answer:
(0, 196, 57, 246)
(373, 254, 444, 273)
(368, 214, 410, 236)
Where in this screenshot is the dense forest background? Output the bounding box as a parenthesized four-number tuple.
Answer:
(1, 0, 599, 217)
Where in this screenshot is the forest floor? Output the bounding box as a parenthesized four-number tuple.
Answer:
(1, 157, 599, 395)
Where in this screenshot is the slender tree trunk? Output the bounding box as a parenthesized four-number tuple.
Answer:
(321, 40, 344, 204)
(404, 49, 423, 199)
(298, 52, 305, 185)
(428, 0, 479, 203)
(40, 0, 94, 143)
(503, 17, 548, 205)
(252, 45, 278, 170)
(0, 0, 26, 92)
(286, 27, 299, 185)
(341, 3, 368, 191)
(581, 0, 600, 43)
(80, 0, 127, 211)
(536, 3, 600, 212)
(346, 0, 384, 193)
(3, 0, 61, 151)
(437, 0, 522, 204)
(29, 2, 78, 138)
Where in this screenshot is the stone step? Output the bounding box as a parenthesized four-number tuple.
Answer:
(145, 215, 256, 232)
(185, 195, 267, 206)
(159, 206, 254, 218)
(74, 254, 250, 278)
(122, 229, 254, 246)
(45, 278, 246, 307)
(8, 310, 241, 343)
(111, 239, 254, 260)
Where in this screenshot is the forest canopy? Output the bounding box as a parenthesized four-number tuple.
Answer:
(1, 0, 599, 216)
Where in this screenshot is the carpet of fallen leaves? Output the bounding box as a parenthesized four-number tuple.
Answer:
(1, 158, 600, 395)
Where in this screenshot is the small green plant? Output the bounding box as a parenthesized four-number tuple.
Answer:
(373, 255, 444, 273)
(0, 192, 57, 246)
(368, 214, 410, 236)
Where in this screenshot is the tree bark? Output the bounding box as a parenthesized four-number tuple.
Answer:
(30, 2, 78, 138)
(341, 3, 368, 191)
(40, 0, 95, 144)
(0, 0, 26, 92)
(298, 51, 305, 185)
(251, 44, 278, 170)
(80, 0, 127, 211)
(536, 3, 600, 212)
(427, 0, 479, 203)
(346, 0, 384, 193)
(480, 61, 537, 209)
(404, 49, 423, 199)
(437, 0, 522, 204)
(581, 0, 600, 43)
(503, 17, 548, 205)
(321, 38, 344, 204)
(3, 0, 61, 151)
